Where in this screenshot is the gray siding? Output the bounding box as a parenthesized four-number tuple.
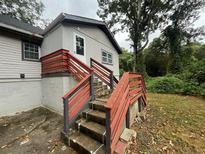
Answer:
(41, 24, 63, 56)
(40, 23, 120, 77)
(0, 34, 41, 79)
(62, 24, 120, 77)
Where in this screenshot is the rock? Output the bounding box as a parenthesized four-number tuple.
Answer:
(61, 145, 67, 151)
(120, 128, 137, 143)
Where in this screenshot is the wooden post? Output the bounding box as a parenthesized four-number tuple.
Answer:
(126, 106, 130, 129)
(63, 98, 69, 133)
(90, 74, 95, 101)
(106, 109, 112, 154)
(110, 71, 114, 91)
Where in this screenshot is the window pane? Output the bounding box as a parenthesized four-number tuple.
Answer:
(102, 57, 107, 62)
(23, 42, 40, 60)
(108, 54, 112, 59)
(102, 51, 107, 57)
(76, 35, 84, 55)
(108, 58, 112, 64)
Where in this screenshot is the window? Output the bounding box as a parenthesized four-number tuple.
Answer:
(75, 35, 84, 55)
(102, 50, 113, 65)
(22, 42, 40, 61)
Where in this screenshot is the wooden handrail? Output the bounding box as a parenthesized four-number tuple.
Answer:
(62, 50, 94, 133)
(90, 58, 118, 90)
(90, 58, 112, 73)
(105, 72, 147, 154)
(42, 49, 94, 133)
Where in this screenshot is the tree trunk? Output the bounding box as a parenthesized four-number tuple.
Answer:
(133, 44, 138, 73)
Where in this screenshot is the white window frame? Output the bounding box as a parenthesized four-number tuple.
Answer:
(101, 49, 113, 65)
(22, 41, 40, 61)
(73, 33, 86, 56)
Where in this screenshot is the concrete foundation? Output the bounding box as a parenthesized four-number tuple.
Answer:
(42, 75, 77, 115)
(0, 79, 41, 116)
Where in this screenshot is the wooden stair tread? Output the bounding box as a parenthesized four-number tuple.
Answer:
(76, 119, 106, 136)
(83, 109, 106, 119)
(69, 132, 105, 154)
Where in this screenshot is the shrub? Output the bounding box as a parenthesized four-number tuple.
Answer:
(147, 76, 184, 93)
(181, 81, 199, 95)
(146, 75, 205, 97)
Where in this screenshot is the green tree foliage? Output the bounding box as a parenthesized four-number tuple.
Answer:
(194, 45, 205, 60)
(0, 0, 44, 25)
(97, 0, 170, 72)
(163, 0, 205, 73)
(119, 49, 133, 75)
(144, 38, 169, 77)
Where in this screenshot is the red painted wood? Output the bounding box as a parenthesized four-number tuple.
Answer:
(41, 49, 69, 61)
(91, 58, 112, 73)
(92, 64, 110, 78)
(68, 91, 90, 121)
(129, 80, 142, 88)
(63, 75, 90, 99)
(68, 52, 93, 74)
(105, 72, 147, 154)
(68, 83, 90, 109)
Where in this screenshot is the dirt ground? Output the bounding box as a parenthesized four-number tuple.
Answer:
(0, 107, 77, 154)
(129, 93, 205, 154)
(1, 93, 205, 154)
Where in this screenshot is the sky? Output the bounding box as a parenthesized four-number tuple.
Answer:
(41, 0, 205, 51)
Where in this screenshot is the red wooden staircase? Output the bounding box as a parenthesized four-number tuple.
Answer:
(41, 49, 147, 154)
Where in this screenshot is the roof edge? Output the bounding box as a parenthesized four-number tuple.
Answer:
(0, 22, 43, 38)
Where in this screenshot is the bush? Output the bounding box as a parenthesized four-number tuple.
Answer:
(146, 75, 205, 97)
(147, 76, 184, 93)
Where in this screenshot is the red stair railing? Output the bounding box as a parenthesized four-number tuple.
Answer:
(41, 49, 94, 134)
(105, 72, 147, 154)
(63, 51, 94, 133)
(90, 58, 118, 90)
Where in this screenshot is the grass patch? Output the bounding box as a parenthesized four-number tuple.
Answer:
(130, 93, 205, 153)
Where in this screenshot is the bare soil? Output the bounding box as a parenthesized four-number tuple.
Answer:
(0, 107, 77, 154)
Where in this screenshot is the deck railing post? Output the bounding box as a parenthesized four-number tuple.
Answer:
(90, 73, 95, 101)
(110, 71, 114, 91)
(63, 98, 69, 133)
(106, 109, 112, 154)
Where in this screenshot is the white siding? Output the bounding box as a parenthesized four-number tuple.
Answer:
(0, 35, 41, 79)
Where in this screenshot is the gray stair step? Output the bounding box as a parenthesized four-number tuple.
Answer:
(90, 101, 107, 112)
(76, 119, 106, 143)
(96, 98, 108, 103)
(95, 89, 111, 97)
(82, 109, 106, 125)
(69, 132, 106, 154)
(94, 85, 107, 91)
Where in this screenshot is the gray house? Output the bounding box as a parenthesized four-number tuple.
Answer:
(0, 13, 147, 154)
(0, 13, 121, 116)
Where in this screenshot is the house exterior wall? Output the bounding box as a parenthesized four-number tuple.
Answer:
(0, 33, 42, 116)
(41, 24, 120, 78)
(42, 76, 77, 115)
(0, 79, 41, 116)
(41, 24, 63, 57)
(0, 33, 41, 79)
(62, 24, 120, 78)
